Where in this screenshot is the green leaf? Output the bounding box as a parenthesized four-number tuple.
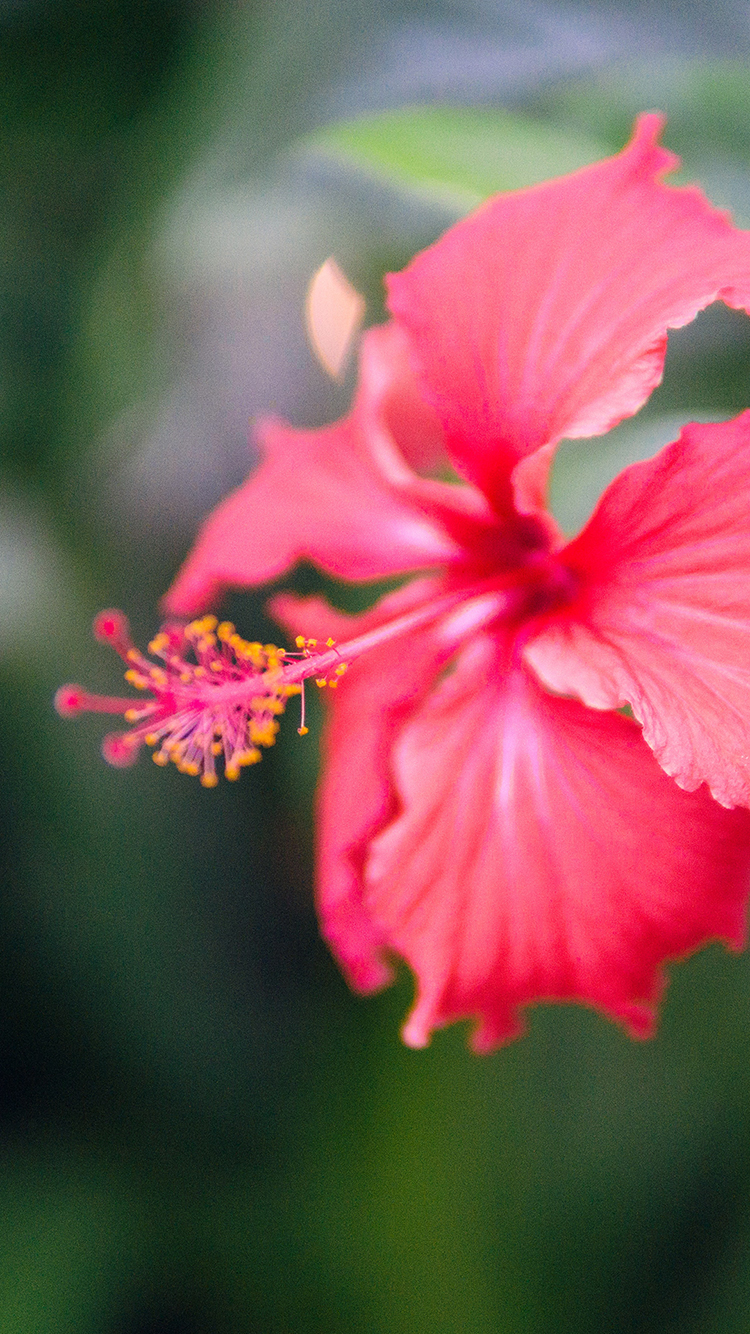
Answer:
(308, 105, 609, 209)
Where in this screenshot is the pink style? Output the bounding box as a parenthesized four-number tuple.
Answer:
(63, 115, 750, 1050)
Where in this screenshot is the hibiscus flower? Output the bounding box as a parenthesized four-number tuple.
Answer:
(61, 114, 750, 1050)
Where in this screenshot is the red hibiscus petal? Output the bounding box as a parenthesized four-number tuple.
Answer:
(525, 412, 750, 809)
(364, 636, 750, 1051)
(386, 113, 750, 513)
(270, 579, 454, 994)
(165, 323, 492, 616)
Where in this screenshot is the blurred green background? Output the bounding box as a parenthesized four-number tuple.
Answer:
(5, 2, 750, 1330)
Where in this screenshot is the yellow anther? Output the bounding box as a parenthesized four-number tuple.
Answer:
(250, 695, 286, 715)
(180, 672, 192, 683)
(189, 615, 217, 635)
(306, 638, 318, 648)
(209, 660, 223, 672)
(200, 772, 219, 788)
(144, 733, 158, 746)
(181, 762, 200, 777)
(295, 635, 306, 648)
(150, 668, 168, 687)
(297, 725, 309, 736)
(326, 637, 335, 647)
(225, 764, 240, 781)
(335, 663, 348, 675)
(148, 633, 169, 654)
(126, 649, 139, 663)
(194, 666, 206, 678)
(211, 741, 223, 756)
(328, 679, 338, 689)
(283, 684, 302, 696)
(241, 748, 263, 765)
(315, 678, 328, 688)
(124, 708, 140, 723)
(124, 669, 148, 688)
(197, 634, 216, 651)
(250, 720, 278, 746)
(153, 751, 169, 766)
(217, 621, 235, 641)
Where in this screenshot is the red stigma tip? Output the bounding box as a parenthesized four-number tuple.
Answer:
(102, 732, 141, 768)
(93, 610, 129, 644)
(54, 684, 86, 717)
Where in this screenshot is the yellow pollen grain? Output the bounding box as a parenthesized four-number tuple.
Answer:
(297, 725, 309, 736)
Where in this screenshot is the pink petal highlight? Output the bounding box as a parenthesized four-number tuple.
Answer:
(386, 113, 750, 511)
(270, 580, 453, 994)
(525, 412, 750, 809)
(165, 323, 492, 616)
(364, 637, 750, 1051)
